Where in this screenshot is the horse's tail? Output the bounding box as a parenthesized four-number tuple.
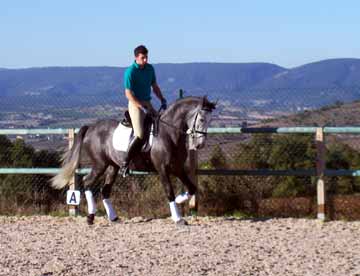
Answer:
(51, 126, 89, 189)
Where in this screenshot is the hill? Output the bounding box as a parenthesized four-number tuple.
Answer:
(258, 100, 360, 127)
(255, 58, 360, 89)
(0, 59, 359, 109)
(0, 63, 284, 99)
(1, 59, 360, 128)
(256, 100, 360, 151)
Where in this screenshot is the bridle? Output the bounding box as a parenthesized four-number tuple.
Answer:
(185, 110, 208, 138)
(158, 107, 210, 138)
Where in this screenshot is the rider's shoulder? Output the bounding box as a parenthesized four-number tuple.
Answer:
(124, 64, 136, 76)
(146, 63, 155, 71)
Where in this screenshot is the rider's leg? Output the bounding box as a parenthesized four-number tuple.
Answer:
(142, 101, 156, 115)
(121, 136, 144, 177)
(121, 101, 146, 177)
(129, 100, 146, 139)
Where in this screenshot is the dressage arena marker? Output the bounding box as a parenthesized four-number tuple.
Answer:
(66, 190, 81, 205)
(68, 128, 78, 216)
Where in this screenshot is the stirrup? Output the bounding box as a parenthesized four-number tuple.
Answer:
(121, 165, 130, 178)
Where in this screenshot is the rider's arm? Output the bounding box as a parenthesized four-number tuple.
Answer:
(151, 67, 166, 103)
(125, 89, 143, 108)
(152, 83, 166, 103)
(124, 69, 144, 109)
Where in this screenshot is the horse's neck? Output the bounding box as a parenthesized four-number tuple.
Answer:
(163, 102, 198, 129)
(159, 103, 196, 145)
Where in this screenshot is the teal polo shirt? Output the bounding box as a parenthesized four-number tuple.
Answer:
(124, 61, 157, 101)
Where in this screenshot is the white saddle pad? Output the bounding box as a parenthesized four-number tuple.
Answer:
(112, 123, 133, 152)
(112, 123, 154, 152)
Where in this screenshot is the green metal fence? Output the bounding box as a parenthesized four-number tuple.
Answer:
(1, 126, 360, 220)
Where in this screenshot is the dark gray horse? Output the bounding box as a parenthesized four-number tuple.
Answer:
(51, 96, 216, 225)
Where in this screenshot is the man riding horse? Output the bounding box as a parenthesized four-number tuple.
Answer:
(122, 45, 167, 177)
(51, 46, 216, 225)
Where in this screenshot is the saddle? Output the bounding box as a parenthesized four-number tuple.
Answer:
(120, 110, 159, 151)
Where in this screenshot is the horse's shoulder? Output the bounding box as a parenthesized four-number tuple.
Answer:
(92, 119, 120, 130)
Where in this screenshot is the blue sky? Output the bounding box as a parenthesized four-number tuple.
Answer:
(1, 1, 359, 68)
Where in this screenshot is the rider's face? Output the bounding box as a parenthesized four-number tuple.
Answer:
(135, 53, 148, 67)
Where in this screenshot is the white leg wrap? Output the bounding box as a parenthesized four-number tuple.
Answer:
(169, 201, 181, 222)
(85, 190, 96, 215)
(175, 192, 191, 204)
(102, 198, 117, 221)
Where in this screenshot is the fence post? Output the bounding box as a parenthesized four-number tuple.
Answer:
(68, 128, 78, 216)
(315, 127, 326, 220)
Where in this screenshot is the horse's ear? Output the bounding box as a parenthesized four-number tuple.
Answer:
(211, 99, 218, 110)
(201, 95, 208, 108)
(202, 95, 216, 111)
(209, 100, 217, 111)
(203, 95, 212, 108)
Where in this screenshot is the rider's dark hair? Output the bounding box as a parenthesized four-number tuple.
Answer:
(134, 45, 148, 57)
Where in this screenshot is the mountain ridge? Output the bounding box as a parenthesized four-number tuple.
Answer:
(1, 58, 360, 110)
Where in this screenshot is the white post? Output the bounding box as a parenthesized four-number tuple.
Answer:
(316, 127, 326, 220)
(68, 128, 78, 216)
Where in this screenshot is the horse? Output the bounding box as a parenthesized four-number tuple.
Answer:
(51, 96, 216, 225)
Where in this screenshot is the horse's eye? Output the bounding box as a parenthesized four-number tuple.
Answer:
(199, 119, 205, 123)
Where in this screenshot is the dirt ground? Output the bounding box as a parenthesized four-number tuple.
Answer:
(0, 215, 359, 276)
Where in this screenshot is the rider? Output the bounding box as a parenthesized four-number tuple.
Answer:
(122, 45, 167, 177)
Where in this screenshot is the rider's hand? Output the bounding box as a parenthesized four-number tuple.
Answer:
(160, 99, 167, 110)
(140, 106, 148, 114)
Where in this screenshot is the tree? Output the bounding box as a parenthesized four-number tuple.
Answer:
(0, 137, 63, 214)
(200, 144, 228, 195)
(269, 134, 316, 197)
(10, 138, 34, 167)
(0, 135, 13, 166)
(326, 143, 360, 194)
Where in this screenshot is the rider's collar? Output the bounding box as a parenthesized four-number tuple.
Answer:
(133, 61, 146, 69)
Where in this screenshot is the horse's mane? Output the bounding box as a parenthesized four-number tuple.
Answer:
(163, 96, 215, 116)
(170, 96, 202, 108)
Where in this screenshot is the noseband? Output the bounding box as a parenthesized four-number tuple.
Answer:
(186, 111, 208, 138)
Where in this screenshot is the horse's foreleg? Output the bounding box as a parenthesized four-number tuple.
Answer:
(158, 167, 184, 224)
(101, 166, 119, 222)
(83, 165, 107, 225)
(175, 169, 197, 205)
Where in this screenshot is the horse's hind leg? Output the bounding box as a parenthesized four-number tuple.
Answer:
(83, 165, 107, 225)
(101, 165, 119, 222)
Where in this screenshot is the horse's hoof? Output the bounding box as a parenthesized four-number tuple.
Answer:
(176, 219, 188, 226)
(87, 214, 95, 225)
(110, 217, 119, 223)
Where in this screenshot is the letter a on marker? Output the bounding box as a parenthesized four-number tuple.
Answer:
(69, 192, 77, 204)
(66, 190, 80, 205)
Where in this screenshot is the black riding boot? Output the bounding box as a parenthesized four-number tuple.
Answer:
(121, 137, 144, 177)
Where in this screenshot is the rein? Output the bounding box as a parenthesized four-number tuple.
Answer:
(157, 109, 208, 137)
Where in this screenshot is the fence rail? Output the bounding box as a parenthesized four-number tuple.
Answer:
(1, 168, 360, 176)
(1, 126, 360, 220)
(4, 126, 360, 135)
